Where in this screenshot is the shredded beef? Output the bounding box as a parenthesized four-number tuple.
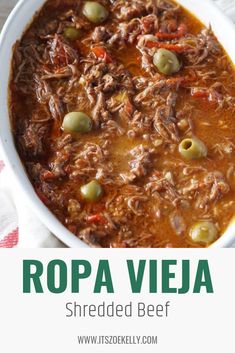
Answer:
(153, 92, 179, 142)
(129, 145, 154, 178)
(92, 26, 111, 43)
(111, 0, 148, 21)
(20, 123, 50, 158)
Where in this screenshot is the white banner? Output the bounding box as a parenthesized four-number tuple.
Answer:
(0, 249, 234, 352)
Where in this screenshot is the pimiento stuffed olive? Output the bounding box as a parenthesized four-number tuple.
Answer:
(153, 48, 180, 75)
(189, 221, 218, 244)
(179, 137, 207, 160)
(64, 27, 81, 41)
(62, 112, 92, 133)
(81, 180, 103, 202)
(83, 2, 109, 24)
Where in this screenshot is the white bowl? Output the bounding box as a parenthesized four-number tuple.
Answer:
(0, 0, 235, 248)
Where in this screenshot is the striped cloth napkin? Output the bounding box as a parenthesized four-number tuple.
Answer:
(0, 0, 234, 248)
(0, 152, 65, 248)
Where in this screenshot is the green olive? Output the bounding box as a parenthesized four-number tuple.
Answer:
(64, 27, 81, 41)
(81, 180, 103, 202)
(153, 48, 180, 75)
(62, 112, 92, 133)
(189, 221, 218, 244)
(179, 137, 207, 160)
(83, 1, 109, 24)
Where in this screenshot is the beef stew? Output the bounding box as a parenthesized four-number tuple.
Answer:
(10, 0, 235, 247)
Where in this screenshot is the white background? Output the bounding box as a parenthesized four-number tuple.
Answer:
(0, 249, 234, 353)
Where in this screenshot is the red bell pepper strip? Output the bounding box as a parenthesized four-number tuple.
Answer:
(161, 74, 197, 88)
(191, 88, 222, 104)
(191, 88, 209, 99)
(91, 47, 113, 64)
(87, 214, 108, 225)
(156, 23, 188, 40)
(145, 41, 190, 53)
(41, 171, 57, 181)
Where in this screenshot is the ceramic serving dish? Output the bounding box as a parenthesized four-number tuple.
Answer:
(0, 0, 234, 247)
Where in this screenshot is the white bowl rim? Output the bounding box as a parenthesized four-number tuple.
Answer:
(0, 0, 235, 248)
